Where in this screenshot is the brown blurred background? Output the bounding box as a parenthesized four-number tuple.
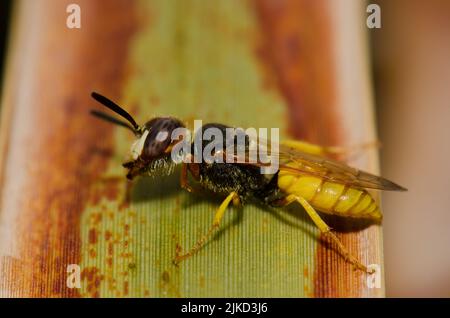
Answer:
(0, 0, 449, 297)
(373, 0, 450, 297)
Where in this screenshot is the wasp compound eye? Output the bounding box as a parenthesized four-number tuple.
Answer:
(142, 117, 185, 159)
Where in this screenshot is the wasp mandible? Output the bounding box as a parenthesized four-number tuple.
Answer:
(91, 92, 406, 273)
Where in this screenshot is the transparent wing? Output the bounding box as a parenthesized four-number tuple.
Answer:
(217, 138, 407, 192)
(276, 144, 407, 191)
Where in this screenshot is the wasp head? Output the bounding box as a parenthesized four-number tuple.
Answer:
(125, 117, 185, 179)
(90, 92, 186, 180)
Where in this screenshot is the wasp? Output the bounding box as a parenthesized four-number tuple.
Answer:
(91, 92, 406, 273)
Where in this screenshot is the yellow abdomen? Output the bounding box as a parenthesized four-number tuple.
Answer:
(278, 171, 382, 221)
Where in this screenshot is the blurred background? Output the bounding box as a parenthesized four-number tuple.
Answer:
(0, 0, 449, 297)
(373, 0, 450, 297)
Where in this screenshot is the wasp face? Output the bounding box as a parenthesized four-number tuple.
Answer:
(90, 93, 186, 180)
(126, 117, 185, 179)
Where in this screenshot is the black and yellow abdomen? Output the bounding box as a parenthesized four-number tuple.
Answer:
(278, 170, 381, 221)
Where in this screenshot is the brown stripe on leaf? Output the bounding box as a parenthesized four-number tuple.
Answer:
(253, 0, 365, 297)
(253, 0, 342, 143)
(0, 0, 139, 297)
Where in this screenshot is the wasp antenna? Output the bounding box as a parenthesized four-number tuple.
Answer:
(91, 92, 139, 130)
(90, 110, 137, 134)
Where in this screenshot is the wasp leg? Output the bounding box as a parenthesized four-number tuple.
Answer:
(275, 194, 373, 274)
(281, 140, 380, 160)
(174, 191, 239, 264)
(180, 163, 194, 193)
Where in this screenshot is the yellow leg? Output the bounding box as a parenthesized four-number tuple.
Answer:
(281, 140, 380, 159)
(279, 194, 373, 273)
(174, 191, 239, 263)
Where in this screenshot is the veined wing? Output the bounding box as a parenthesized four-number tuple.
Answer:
(276, 144, 407, 191)
(216, 138, 407, 192)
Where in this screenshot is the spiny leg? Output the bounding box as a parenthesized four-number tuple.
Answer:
(276, 194, 372, 273)
(174, 191, 239, 264)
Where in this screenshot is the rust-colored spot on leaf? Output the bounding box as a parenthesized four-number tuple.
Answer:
(123, 281, 129, 296)
(89, 249, 97, 259)
(108, 242, 114, 257)
(159, 269, 181, 298)
(88, 229, 98, 245)
(124, 224, 130, 236)
(162, 271, 170, 283)
(105, 230, 113, 241)
(81, 267, 104, 298)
